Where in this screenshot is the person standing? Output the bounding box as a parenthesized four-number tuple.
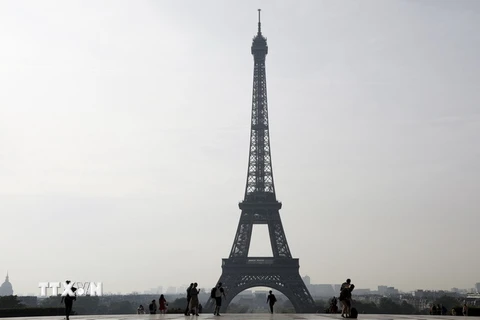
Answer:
(184, 283, 193, 315)
(189, 283, 200, 316)
(159, 294, 167, 314)
(60, 280, 77, 320)
(330, 296, 338, 313)
(339, 286, 349, 317)
(214, 282, 226, 316)
(266, 290, 277, 314)
(340, 283, 355, 318)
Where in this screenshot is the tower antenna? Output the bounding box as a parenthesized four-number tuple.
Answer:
(257, 8, 261, 34)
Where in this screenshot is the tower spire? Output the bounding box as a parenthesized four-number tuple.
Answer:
(257, 9, 261, 34)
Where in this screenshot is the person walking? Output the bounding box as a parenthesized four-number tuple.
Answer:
(60, 280, 77, 320)
(266, 290, 277, 314)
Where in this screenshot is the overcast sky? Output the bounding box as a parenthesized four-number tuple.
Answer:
(1, 0, 479, 296)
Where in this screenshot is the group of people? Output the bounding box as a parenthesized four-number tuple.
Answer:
(137, 294, 168, 314)
(184, 283, 202, 316)
(430, 303, 448, 315)
(339, 278, 356, 318)
(138, 282, 225, 316)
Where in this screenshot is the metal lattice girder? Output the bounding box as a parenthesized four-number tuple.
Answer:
(229, 206, 291, 259)
(208, 11, 316, 314)
(204, 259, 317, 313)
(245, 13, 275, 199)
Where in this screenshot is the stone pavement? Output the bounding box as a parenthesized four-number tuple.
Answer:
(1, 315, 478, 320)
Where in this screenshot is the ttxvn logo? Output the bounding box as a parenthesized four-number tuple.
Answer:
(38, 281, 102, 296)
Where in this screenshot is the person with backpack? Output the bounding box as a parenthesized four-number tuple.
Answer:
(148, 299, 157, 314)
(184, 283, 193, 316)
(211, 282, 226, 316)
(266, 290, 277, 314)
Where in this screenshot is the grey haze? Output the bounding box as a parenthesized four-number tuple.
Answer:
(0, 0, 479, 295)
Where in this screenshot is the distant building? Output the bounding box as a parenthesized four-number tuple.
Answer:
(0, 272, 13, 296)
(386, 287, 399, 295)
(415, 290, 425, 298)
(308, 284, 335, 298)
(475, 283, 480, 293)
(354, 289, 372, 295)
(378, 286, 388, 295)
(254, 290, 268, 300)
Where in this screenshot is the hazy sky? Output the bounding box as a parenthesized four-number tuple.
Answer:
(1, 0, 479, 296)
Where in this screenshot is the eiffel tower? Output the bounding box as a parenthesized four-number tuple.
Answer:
(205, 10, 316, 313)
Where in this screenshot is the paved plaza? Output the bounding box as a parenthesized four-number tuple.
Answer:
(1, 315, 478, 320)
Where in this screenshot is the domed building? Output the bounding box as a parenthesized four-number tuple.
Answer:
(0, 272, 13, 296)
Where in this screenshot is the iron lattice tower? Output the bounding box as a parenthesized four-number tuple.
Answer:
(205, 10, 316, 313)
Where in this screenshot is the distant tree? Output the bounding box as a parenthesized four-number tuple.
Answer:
(375, 298, 416, 315)
(400, 300, 416, 314)
(169, 297, 187, 309)
(434, 295, 461, 310)
(108, 301, 135, 314)
(379, 297, 402, 314)
(96, 304, 108, 314)
(353, 300, 379, 314)
(0, 296, 25, 309)
(73, 296, 100, 314)
(39, 296, 61, 308)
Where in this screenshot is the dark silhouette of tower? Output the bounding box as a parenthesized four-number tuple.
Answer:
(205, 10, 316, 313)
